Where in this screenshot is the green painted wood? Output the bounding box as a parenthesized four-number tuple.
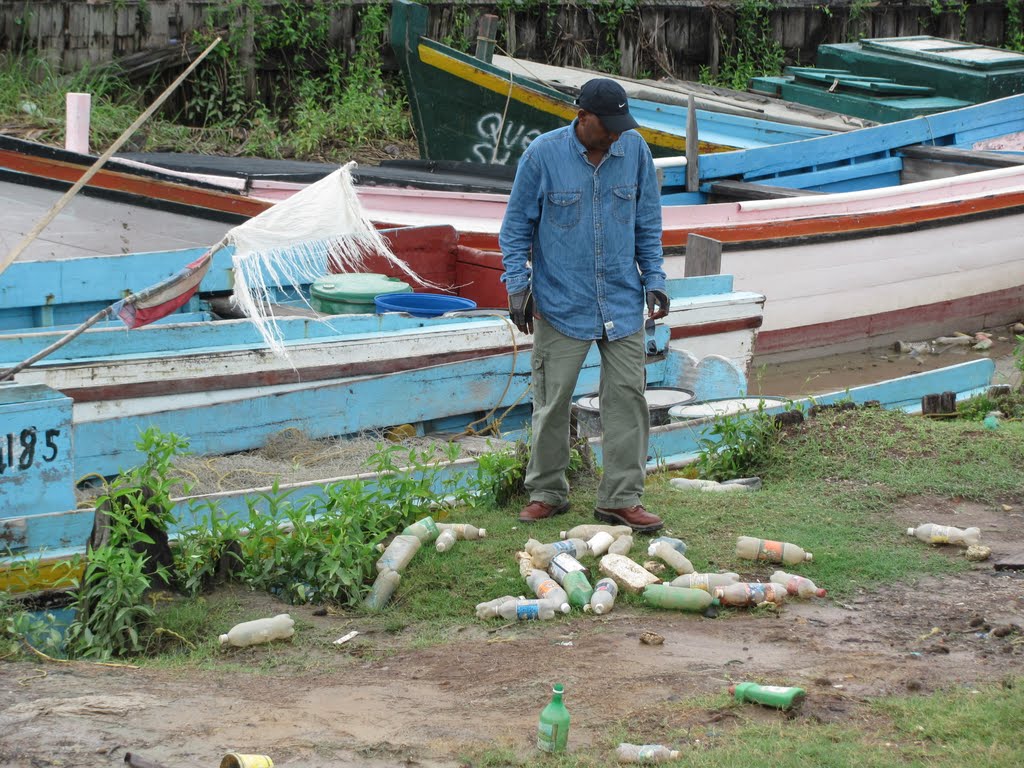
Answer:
(816, 37, 1024, 104)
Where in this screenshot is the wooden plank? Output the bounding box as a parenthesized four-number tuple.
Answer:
(474, 14, 498, 63)
(684, 234, 722, 277)
(707, 180, 825, 202)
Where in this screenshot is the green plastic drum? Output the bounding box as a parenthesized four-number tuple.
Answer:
(310, 273, 412, 315)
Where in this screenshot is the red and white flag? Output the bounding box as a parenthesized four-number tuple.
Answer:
(111, 250, 212, 329)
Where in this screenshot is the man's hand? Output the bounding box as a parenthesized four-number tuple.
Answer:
(646, 289, 670, 320)
(508, 289, 535, 334)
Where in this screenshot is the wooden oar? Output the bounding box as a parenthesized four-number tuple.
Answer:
(0, 35, 222, 277)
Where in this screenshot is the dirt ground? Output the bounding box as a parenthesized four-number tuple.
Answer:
(2, 496, 1023, 768)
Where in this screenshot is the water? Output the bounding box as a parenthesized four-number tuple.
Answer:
(751, 339, 1021, 400)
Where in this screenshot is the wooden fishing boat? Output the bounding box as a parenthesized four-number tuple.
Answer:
(389, 0, 836, 165)
(0, 356, 996, 593)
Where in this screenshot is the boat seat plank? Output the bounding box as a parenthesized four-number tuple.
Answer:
(706, 180, 827, 202)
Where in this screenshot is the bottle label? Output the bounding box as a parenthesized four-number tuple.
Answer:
(929, 525, 952, 543)
(758, 685, 793, 693)
(758, 540, 784, 562)
(537, 722, 557, 752)
(517, 603, 540, 620)
(536, 580, 560, 599)
(552, 540, 576, 554)
(692, 574, 709, 590)
(638, 746, 658, 759)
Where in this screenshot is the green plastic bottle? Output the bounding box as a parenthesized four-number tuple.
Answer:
(642, 583, 716, 612)
(537, 683, 570, 752)
(562, 571, 594, 609)
(729, 682, 806, 710)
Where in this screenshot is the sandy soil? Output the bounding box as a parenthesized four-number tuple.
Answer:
(2, 496, 1022, 768)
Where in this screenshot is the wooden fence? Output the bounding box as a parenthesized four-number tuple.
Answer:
(0, 1, 1016, 80)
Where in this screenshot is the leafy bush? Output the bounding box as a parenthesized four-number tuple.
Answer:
(694, 408, 779, 481)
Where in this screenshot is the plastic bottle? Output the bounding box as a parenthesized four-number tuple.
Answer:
(642, 583, 715, 612)
(587, 577, 619, 615)
(770, 570, 826, 598)
(906, 523, 981, 546)
(651, 536, 687, 555)
(608, 534, 634, 556)
(537, 683, 570, 752)
(475, 594, 520, 619)
(437, 523, 487, 540)
(588, 531, 615, 557)
(526, 570, 571, 614)
(402, 515, 440, 543)
(647, 540, 694, 574)
(376, 534, 422, 573)
(736, 535, 813, 564)
(562, 571, 594, 609)
(495, 598, 568, 621)
(515, 551, 535, 578)
(730, 681, 806, 710)
(219, 614, 295, 647)
(363, 568, 401, 610)
(670, 572, 740, 592)
(435, 528, 458, 553)
(615, 743, 680, 763)
(527, 538, 588, 568)
(713, 582, 787, 607)
(561, 524, 632, 540)
(548, 552, 589, 585)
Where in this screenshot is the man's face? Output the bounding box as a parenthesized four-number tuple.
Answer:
(576, 110, 621, 153)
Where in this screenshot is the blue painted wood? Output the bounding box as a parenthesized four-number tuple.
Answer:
(75, 347, 671, 477)
(0, 386, 74, 526)
(659, 93, 1024, 189)
(741, 156, 903, 192)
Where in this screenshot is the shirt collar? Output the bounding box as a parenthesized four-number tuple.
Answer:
(569, 118, 624, 158)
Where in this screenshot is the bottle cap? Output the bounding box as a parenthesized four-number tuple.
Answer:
(669, 752, 681, 759)
(219, 633, 230, 645)
(558, 602, 571, 614)
(804, 552, 813, 561)
(478, 528, 487, 538)
(559, 531, 568, 539)
(907, 527, 915, 535)
(727, 684, 736, 695)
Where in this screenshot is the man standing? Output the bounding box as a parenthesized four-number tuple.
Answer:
(499, 78, 669, 533)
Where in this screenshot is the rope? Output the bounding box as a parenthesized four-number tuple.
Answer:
(459, 314, 530, 437)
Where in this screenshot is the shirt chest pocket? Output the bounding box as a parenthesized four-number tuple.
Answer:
(546, 191, 581, 229)
(611, 184, 637, 224)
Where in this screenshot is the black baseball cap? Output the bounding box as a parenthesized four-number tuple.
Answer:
(574, 78, 639, 133)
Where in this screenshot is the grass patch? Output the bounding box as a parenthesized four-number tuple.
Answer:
(461, 679, 1024, 767)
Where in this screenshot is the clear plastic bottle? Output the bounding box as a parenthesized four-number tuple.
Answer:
(713, 582, 787, 607)
(376, 534, 422, 573)
(537, 683, 570, 753)
(587, 577, 619, 615)
(527, 538, 588, 568)
(516, 551, 535, 578)
(435, 528, 458, 553)
(588, 531, 615, 557)
(526, 570, 571, 614)
(770, 570, 826, 598)
(494, 598, 568, 621)
(670, 572, 740, 592)
(647, 540, 694, 574)
(608, 534, 634, 556)
(437, 523, 487, 540)
(642, 583, 714, 612)
(907, 523, 981, 546)
(651, 536, 687, 555)
(363, 568, 401, 611)
(475, 594, 520, 619)
(402, 516, 440, 543)
(615, 743, 680, 763)
(219, 614, 295, 647)
(561, 524, 632, 540)
(548, 553, 589, 585)
(736, 536, 812, 564)
(562, 571, 594, 609)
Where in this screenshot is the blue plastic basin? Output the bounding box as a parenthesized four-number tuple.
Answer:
(374, 292, 477, 318)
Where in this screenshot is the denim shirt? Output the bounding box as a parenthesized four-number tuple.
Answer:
(499, 120, 666, 341)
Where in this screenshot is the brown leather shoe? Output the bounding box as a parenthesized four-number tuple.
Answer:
(594, 504, 664, 533)
(518, 500, 570, 522)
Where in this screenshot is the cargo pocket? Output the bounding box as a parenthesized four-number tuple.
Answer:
(532, 353, 547, 409)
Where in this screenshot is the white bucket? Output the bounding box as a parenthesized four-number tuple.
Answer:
(667, 397, 788, 423)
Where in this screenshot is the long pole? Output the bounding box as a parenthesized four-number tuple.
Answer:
(0, 35, 222, 277)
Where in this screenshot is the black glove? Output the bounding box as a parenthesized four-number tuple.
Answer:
(646, 289, 670, 320)
(508, 289, 534, 334)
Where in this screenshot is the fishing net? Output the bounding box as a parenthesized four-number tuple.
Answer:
(225, 162, 427, 354)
